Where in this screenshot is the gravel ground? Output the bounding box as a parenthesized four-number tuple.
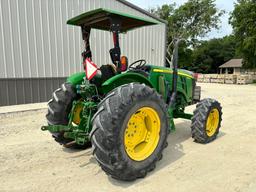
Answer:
(1, 83, 256, 192)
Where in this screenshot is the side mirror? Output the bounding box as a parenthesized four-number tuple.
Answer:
(120, 56, 128, 72)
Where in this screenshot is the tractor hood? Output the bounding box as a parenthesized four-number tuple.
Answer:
(67, 8, 159, 33)
(151, 66, 194, 79)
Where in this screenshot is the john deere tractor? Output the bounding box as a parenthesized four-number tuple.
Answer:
(42, 8, 222, 181)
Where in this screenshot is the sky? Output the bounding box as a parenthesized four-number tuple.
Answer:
(128, 0, 236, 40)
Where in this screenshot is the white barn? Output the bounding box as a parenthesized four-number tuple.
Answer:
(0, 0, 166, 106)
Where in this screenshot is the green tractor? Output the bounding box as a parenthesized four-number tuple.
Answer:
(42, 8, 222, 181)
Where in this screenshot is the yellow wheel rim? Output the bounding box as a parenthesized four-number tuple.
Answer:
(72, 103, 83, 125)
(124, 107, 161, 161)
(206, 108, 220, 137)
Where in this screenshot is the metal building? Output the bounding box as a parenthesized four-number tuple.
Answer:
(0, 0, 166, 106)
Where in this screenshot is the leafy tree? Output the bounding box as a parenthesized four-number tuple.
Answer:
(178, 44, 193, 69)
(150, 0, 225, 69)
(230, 0, 256, 68)
(151, 0, 225, 42)
(190, 35, 238, 73)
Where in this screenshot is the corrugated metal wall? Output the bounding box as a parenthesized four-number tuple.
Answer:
(0, 0, 166, 106)
(0, 78, 66, 105)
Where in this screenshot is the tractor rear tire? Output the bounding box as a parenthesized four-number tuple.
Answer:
(90, 83, 169, 181)
(46, 82, 90, 149)
(191, 98, 222, 144)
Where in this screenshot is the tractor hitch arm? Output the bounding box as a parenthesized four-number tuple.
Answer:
(41, 125, 71, 132)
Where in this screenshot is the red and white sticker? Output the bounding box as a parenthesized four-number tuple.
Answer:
(85, 58, 98, 80)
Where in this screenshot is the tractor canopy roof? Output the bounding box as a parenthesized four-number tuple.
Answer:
(67, 8, 159, 33)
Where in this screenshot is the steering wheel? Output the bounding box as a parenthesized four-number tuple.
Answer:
(129, 59, 146, 70)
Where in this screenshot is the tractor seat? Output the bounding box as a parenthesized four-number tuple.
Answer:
(100, 64, 117, 82)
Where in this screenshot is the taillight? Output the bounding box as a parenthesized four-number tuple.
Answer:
(120, 56, 128, 72)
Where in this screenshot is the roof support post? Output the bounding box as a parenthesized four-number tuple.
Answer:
(109, 17, 122, 72)
(81, 26, 92, 62)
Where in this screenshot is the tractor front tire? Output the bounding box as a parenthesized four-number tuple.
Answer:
(90, 83, 169, 181)
(191, 98, 222, 143)
(46, 82, 90, 149)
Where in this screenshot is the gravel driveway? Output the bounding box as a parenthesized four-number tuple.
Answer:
(1, 83, 256, 192)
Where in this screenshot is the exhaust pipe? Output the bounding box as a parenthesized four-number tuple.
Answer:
(168, 38, 183, 108)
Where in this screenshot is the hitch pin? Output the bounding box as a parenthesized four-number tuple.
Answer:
(41, 126, 48, 131)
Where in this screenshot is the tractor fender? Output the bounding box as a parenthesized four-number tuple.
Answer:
(101, 72, 153, 93)
(67, 72, 85, 86)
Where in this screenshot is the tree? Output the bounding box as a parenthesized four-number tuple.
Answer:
(150, 0, 225, 69)
(230, 0, 256, 68)
(190, 35, 238, 73)
(151, 0, 225, 42)
(178, 44, 193, 69)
